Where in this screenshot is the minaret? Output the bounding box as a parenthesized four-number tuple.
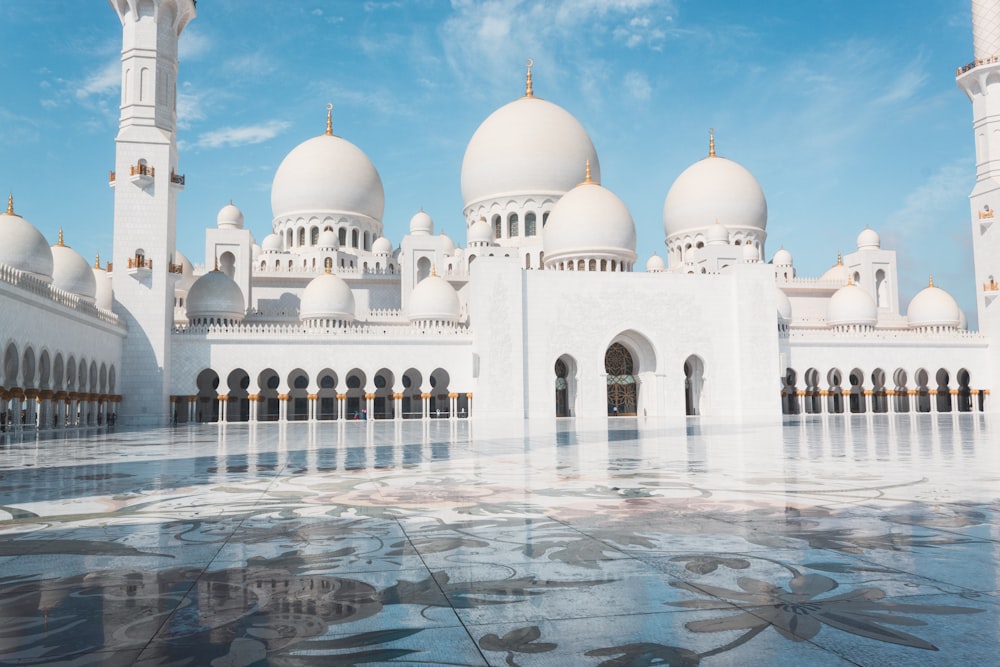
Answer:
(109, 0, 196, 425)
(958, 0, 1000, 331)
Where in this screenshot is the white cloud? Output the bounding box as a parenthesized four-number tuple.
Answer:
(623, 70, 652, 101)
(179, 28, 211, 61)
(177, 91, 206, 129)
(192, 120, 290, 149)
(75, 60, 120, 101)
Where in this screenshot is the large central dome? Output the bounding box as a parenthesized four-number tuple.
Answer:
(461, 96, 600, 208)
(271, 133, 385, 222)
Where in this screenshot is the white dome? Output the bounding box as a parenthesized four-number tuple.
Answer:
(271, 134, 384, 222)
(468, 218, 493, 245)
(217, 202, 244, 229)
(262, 233, 283, 253)
(186, 270, 246, 322)
(742, 242, 759, 263)
(439, 232, 455, 255)
(409, 210, 434, 235)
(50, 240, 97, 302)
(317, 229, 339, 249)
(907, 281, 961, 329)
(300, 272, 355, 322)
(706, 220, 730, 245)
(776, 286, 792, 322)
(663, 155, 767, 239)
(772, 247, 793, 266)
(542, 181, 636, 266)
(0, 204, 53, 280)
(827, 283, 877, 327)
(820, 256, 848, 284)
(93, 266, 112, 311)
(645, 252, 665, 272)
(251, 243, 262, 260)
(372, 236, 392, 254)
(174, 250, 194, 276)
(408, 274, 461, 323)
(856, 226, 880, 250)
(461, 96, 599, 208)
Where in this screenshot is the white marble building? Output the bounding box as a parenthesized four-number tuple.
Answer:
(1, 0, 999, 429)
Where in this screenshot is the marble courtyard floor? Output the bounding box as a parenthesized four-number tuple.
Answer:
(0, 415, 998, 666)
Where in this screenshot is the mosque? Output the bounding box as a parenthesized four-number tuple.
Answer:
(2, 0, 1000, 429)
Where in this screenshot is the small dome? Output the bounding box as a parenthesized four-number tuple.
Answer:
(262, 233, 283, 253)
(542, 180, 636, 267)
(217, 202, 244, 229)
(706, 220, 729, 245)
(742, 242, 759, 263)
(663, 154, 767, 239)
(174, 250, 194, 276)
(827, 283, 877, 327)
(50, 238, 97, 302)
(300, 271, 355, 322)
(409, 210, 434, 235)
(820, 255, 848, 284)
(461, 95, 600, 208)
(317, 228, 339, 249)
(93, 266, 112, 311)
(856, 226, 880, 250)
(271, 133, 384, 223)
(467, 218, 493, 245)
(0, 201, 53, 280)
(772, 247, 793, 266)
(186, 270, 246, 323)
(408, 273, 461, 323)
(439, 231, 455, 255)
(907, 280, 961, 329)
(645, 252, 665, 272)
(251, 243, 262, 260)
(776, 286, 792, 323)
(372, 236, 392, 254)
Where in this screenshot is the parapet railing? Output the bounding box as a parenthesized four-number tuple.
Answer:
(0, 263, 124, 328)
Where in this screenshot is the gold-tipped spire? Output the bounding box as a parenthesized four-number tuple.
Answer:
(836, 252, 843, 266)
(431, 263, 438, 277)
(929, 275, 935, 287)
(584, 160, 592, 184)
(5, 193, 13, 215)
(847, 274, 854, 286)
(95, 252, 101, 269)
(57, 228, 65, 246)
(325, 103, 333, 136)
(213, 256, 220, 272)
(709, 128, 716, 157)
(525, 58, 534, 98)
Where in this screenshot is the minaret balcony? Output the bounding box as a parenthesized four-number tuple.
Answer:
(128, 163, 155, 189)
(170, 170, 185, 190)
(127, 254, 153, 279)
(109, 170, 116, 188)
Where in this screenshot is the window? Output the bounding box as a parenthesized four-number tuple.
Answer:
(508, 213, 519, 238)
(525, 212, 537, 236)
(493, 215, 502, 240)
(310, 227, 319, 245)
(297, 228, 305, 246)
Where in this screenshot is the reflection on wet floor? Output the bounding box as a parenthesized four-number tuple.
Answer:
(0, 414, 998, 666)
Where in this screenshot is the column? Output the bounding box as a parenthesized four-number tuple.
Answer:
(248, 395, 258, 423)
(188, 396, 197, 423)
(218, 394, 228, 423)
(393, 393, 402, 421)
(54, 393, 66, 428)
(308, 394, 317, 421)
(365, 393, 375, 421)
(449, 392, 458, 420)
(421, 392, 430, 419)
(337, 394, 346, 420)
(929, 389, 938, 414)
(466, 392, 473, 418)
(170, 396, 178, 424)
(278, 394, 288, 422)
(0, 389, 7, 432)
(23, 390, 38, 428)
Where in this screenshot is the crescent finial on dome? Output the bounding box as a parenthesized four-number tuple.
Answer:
(709, 128, 716, 157)
(525, 58, 534, 98)
(57, 228, 65, 246)
(5, 193, 12, 215)
(325, 103, 333, 136)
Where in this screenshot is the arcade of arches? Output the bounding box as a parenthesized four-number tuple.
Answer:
(174, 366, 471, 423)
(1, 341, 119, 431)
(781, 366, 988, 415)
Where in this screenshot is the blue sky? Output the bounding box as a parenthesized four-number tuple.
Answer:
(0, 1, 981, 325)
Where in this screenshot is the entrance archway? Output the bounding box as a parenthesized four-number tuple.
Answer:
(606, 343, 636, 416)
(684, 355, 704, 416)
(554, 355, 577, 418)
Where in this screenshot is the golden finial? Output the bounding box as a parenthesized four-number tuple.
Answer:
(431, 264, 438, 277)
(57, 228, 65, 246)
(709, 128, 716, 157)
(584, 160, 592, 184)
(213, 256, 219, 272)
(95, 252, 101, 269)
(5, 193, 13, 215)
(929, 275, 934, 287)
(525, 58, 534, 98)
(847, 273, 854, 286)
(325, 103, 333, 136)
(836, 252, 842, 266)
